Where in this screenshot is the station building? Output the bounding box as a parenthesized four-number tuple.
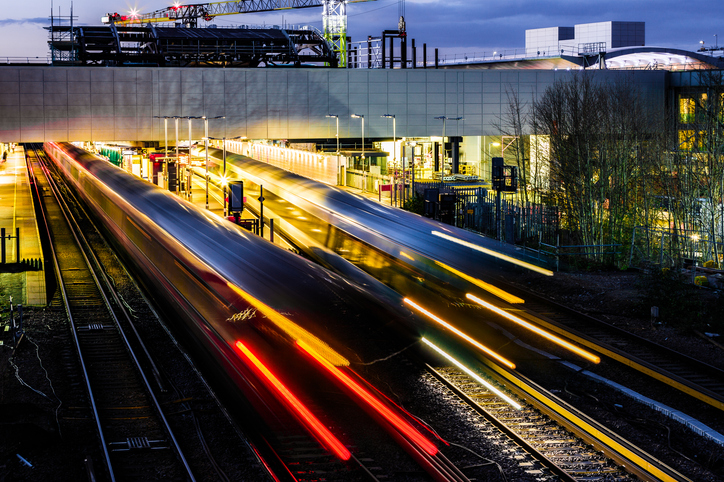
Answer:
(0, 21, 722, 191)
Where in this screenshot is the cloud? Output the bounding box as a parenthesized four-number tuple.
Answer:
(0, 18, 47, 26)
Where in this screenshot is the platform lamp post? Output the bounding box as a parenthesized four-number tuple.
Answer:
(182, 116, 201, 194)
(173, 116, 180, 162)
(381, 114, 397, 201)
(351, 114, 365, 190)
(153, 115, 171, 158)
(326, 115, 340, 185)
(209, 135, 244, 217)
(488, 141, 501, 179)
(202, 115, 225, 210)
(434, 116, 463, 176)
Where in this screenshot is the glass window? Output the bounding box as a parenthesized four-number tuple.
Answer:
(679, 130, 695, 151)
(679, 97, 695, 123)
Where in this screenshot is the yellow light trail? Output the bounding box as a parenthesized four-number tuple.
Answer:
(434, 260, 524, 304)
(403, 298, 516, 369)
(399, 251, 414, 261)
(227, 282, 349, 367)
(431, 231, 553, 276)
(421, 338, 522, 410)
(466, 293, 601, 364)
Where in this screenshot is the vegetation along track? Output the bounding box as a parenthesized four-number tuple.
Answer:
(495, 277, 724, 412)
(29, 145, 195, 481)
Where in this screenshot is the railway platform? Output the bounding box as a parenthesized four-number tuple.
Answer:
(0, 145, 46, 306)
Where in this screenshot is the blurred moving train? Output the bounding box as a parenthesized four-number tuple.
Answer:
(43, 142, 449, 478)
(201, 147, 554, 306)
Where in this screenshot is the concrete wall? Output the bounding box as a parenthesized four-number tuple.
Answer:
(0, 67, 667, 143)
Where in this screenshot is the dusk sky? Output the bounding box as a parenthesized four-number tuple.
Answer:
(1, 0, 722, 60)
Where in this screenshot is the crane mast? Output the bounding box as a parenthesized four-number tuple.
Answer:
(323, 0, 347, 67)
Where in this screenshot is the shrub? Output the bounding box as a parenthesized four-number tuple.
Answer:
(637, 269, 705, 327)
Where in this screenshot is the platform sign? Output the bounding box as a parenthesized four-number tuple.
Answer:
(229, 181, 244, 212)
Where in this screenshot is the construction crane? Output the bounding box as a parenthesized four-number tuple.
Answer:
(102, 0, 373, 67)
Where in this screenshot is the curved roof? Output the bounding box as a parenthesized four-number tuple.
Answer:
(601, 46, 724, 70)
(442, 46, 724, 71)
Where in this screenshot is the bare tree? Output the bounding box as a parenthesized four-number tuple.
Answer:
(531, 73, 659, 262)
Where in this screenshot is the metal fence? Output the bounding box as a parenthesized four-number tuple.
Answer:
(628, 225, 724, 270)
(415, 182, 561, 247)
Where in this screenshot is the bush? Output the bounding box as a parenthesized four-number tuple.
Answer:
(403, 193, 424, 215)
(637, 269, 705, 327)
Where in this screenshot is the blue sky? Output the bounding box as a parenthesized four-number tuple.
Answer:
(1, 0, 722, 59)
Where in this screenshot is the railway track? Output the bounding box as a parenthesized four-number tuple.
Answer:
(32, 144, 478, 481)
(418, 347, 692, 482)
(29, 145, 195, 481)
(493, 276, 724, 412)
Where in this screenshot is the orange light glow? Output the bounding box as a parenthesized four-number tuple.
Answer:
(465, 293, 601, 364)
(434, 260, 524, 304)
(431, 231, 554, 276)
(227, 282, 348, 367)
(422, 337, 522, 409)
(234, 341, 351, 460)
(403, 298, 516, 370)
(297, 340, 438, 456)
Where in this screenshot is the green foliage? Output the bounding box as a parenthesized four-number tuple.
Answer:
(403, 193, 424, 216)
(637, 269, 717, 329)
(703, 260, 719, 269)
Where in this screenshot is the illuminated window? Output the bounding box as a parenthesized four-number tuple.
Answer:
(679, 97, 695, 123)
(698, 130, 707, 151)
(679, 130, 695, 151)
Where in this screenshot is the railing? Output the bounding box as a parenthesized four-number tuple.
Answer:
(1, 57, 52, 65)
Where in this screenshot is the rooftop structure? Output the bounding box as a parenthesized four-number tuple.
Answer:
(525, 21, 645, 57)
(48, 25, 337, 67)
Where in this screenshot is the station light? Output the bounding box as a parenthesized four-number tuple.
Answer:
(403, 298, 516, 369)
(466, 293, 601, 364)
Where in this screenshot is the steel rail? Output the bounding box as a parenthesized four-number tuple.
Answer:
(465, 348, 693, 482)
(493, 276, 724, 412)
(32, 145, 196, 481)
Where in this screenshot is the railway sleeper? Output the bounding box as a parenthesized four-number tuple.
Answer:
(108, 436, 169, 452)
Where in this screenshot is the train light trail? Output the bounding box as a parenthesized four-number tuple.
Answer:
(466, 293, 601, 364)
(227, 282, 349, 366)
(403, 298, 516, 370)
(434, 260, 524, 304)
(431, 231, 554, 276)
(399, 251, 414, 261)
(297, 340, 438, 456)
(421, 338, 522, 410)
(234, 341, 351, 461)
